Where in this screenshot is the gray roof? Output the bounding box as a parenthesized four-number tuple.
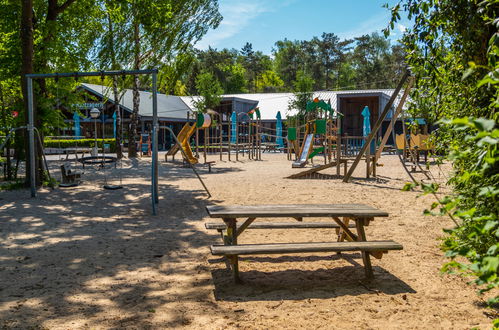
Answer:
(223, 89, 408, 120)
(80, 83, 193, 121)
(81, 84, 409, 122)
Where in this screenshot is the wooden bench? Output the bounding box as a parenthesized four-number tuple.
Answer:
(206, 204, 403, 283)
(206, 221, 356, 240)
(205, 161, 215, 173)
(211, 240, 403, 255)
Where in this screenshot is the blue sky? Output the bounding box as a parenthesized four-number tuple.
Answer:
(196, 0, 409, 54)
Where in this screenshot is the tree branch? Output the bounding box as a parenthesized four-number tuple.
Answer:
(56, 0, 78, 15)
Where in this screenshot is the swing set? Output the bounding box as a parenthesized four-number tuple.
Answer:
(25, 69, 163, 214)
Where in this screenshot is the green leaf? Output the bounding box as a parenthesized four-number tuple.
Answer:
(473, 118, 496, 132)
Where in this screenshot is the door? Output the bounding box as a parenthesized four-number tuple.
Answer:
(339, 96, 379, 136)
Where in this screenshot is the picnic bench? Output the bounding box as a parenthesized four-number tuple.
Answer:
(63, 147, 92, 160)
(205, 204, 403, 283)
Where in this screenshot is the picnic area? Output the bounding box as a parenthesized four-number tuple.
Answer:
(0, 154, 493, 329)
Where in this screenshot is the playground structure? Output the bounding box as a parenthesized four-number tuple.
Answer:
(165, 107, 288, 165)
(286, 98, 355, 179)
(287, 73, 413, 180)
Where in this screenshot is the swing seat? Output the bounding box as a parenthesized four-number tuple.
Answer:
(103, 185, 123, 190)
(59, 182, 79, 188)
(60, 164, 82, 184)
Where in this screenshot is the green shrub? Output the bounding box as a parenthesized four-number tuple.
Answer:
(44, 139, 117, 152)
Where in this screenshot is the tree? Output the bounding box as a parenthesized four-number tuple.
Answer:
(385, 0, 498, 314)
(239, 42, 271, 92)
(256, 70, 284, 92)
(273, 39, 303, 90)
(193, 71, 223, 112)
(351, 33, 391, 89)
(223, 63, 248, 94)
(100, 0, 222, 157)
(17, 0, 102, 185)
(288, 71, 314, 115)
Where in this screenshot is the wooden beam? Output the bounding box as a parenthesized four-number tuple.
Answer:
(375, 77, 414, 161)
(210, 240, 403, 255)
(343, 71, 411, 182)
(332, 217, 358, 241)
(235, 217, 256, 237)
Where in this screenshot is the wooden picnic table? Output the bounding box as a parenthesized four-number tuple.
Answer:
(206, 204, 402, 283)
(63, 147, 93, 160)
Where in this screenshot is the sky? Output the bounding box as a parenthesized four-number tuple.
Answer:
(196, 0, 409, 54)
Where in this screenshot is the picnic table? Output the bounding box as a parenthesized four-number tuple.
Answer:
(262, 142, 279, 153)
(205, 204, 403, 283)
(63, 147, 93, 160)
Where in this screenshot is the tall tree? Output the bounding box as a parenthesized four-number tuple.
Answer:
(17, 0, 101, 185)
(288, 71, 314, 115)
(105, 0, 222, 157)
(193, 71, 223, 112)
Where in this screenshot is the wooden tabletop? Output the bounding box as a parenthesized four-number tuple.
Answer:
(206, 204, 389, 218)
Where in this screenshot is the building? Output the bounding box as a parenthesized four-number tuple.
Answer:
(74, 84, 408, 149)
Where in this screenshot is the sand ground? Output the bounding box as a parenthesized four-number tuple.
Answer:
(0, 152, 496, 329)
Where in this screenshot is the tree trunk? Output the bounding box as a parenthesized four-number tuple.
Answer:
(0, 85, 12, 180)
(128, 19, 140, 158)
(112, 77, 123, 159)
(107, 13, 123, 159)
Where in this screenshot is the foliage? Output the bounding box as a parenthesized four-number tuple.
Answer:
(256, 70, 284, 93)
(44, 138, 117, 152)
(193, 71, 223, 112)
(385, 0, 498, 316)
(288, 71, 314, 116)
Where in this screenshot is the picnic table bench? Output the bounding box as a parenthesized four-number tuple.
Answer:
(205, 204, 403, 283)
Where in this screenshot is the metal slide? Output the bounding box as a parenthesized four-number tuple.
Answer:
(292, 134, 314, 168)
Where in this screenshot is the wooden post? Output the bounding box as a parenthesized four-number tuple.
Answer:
(336, 115, 342, 176)
(356, 218, 373, 279)
(224, 217, 240, 283)
(195, 127, 199, 158)
(343, 71, 410, 182)
(203, 128, 207, 163)
(219, 121, 222, 161)
(366, 138, 370, 179)
(228, 118, 231, 161)
(236, 121, 239, 161)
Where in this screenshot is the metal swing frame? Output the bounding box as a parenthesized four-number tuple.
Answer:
(25, 69, 161, 215)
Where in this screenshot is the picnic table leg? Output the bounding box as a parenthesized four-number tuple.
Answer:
(356, 218, 374, 279)
(223, 217, 240, 283)
(336, 217, 350, 242)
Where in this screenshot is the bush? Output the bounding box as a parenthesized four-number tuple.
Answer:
(44, 139, 117, 152)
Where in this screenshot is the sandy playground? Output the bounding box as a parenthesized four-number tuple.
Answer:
(0, 153, 496, 329)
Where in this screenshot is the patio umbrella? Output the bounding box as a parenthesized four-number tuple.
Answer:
(231, 111, 237, 144)
(113, 110, 117, 138)
(276, 111, 284, 148)
(361, 106, 375, 153)
(73, 112, 80, 139)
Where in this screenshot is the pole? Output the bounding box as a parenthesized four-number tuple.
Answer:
(27, 78, 36, 197)
(152, 72, 159, 205)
